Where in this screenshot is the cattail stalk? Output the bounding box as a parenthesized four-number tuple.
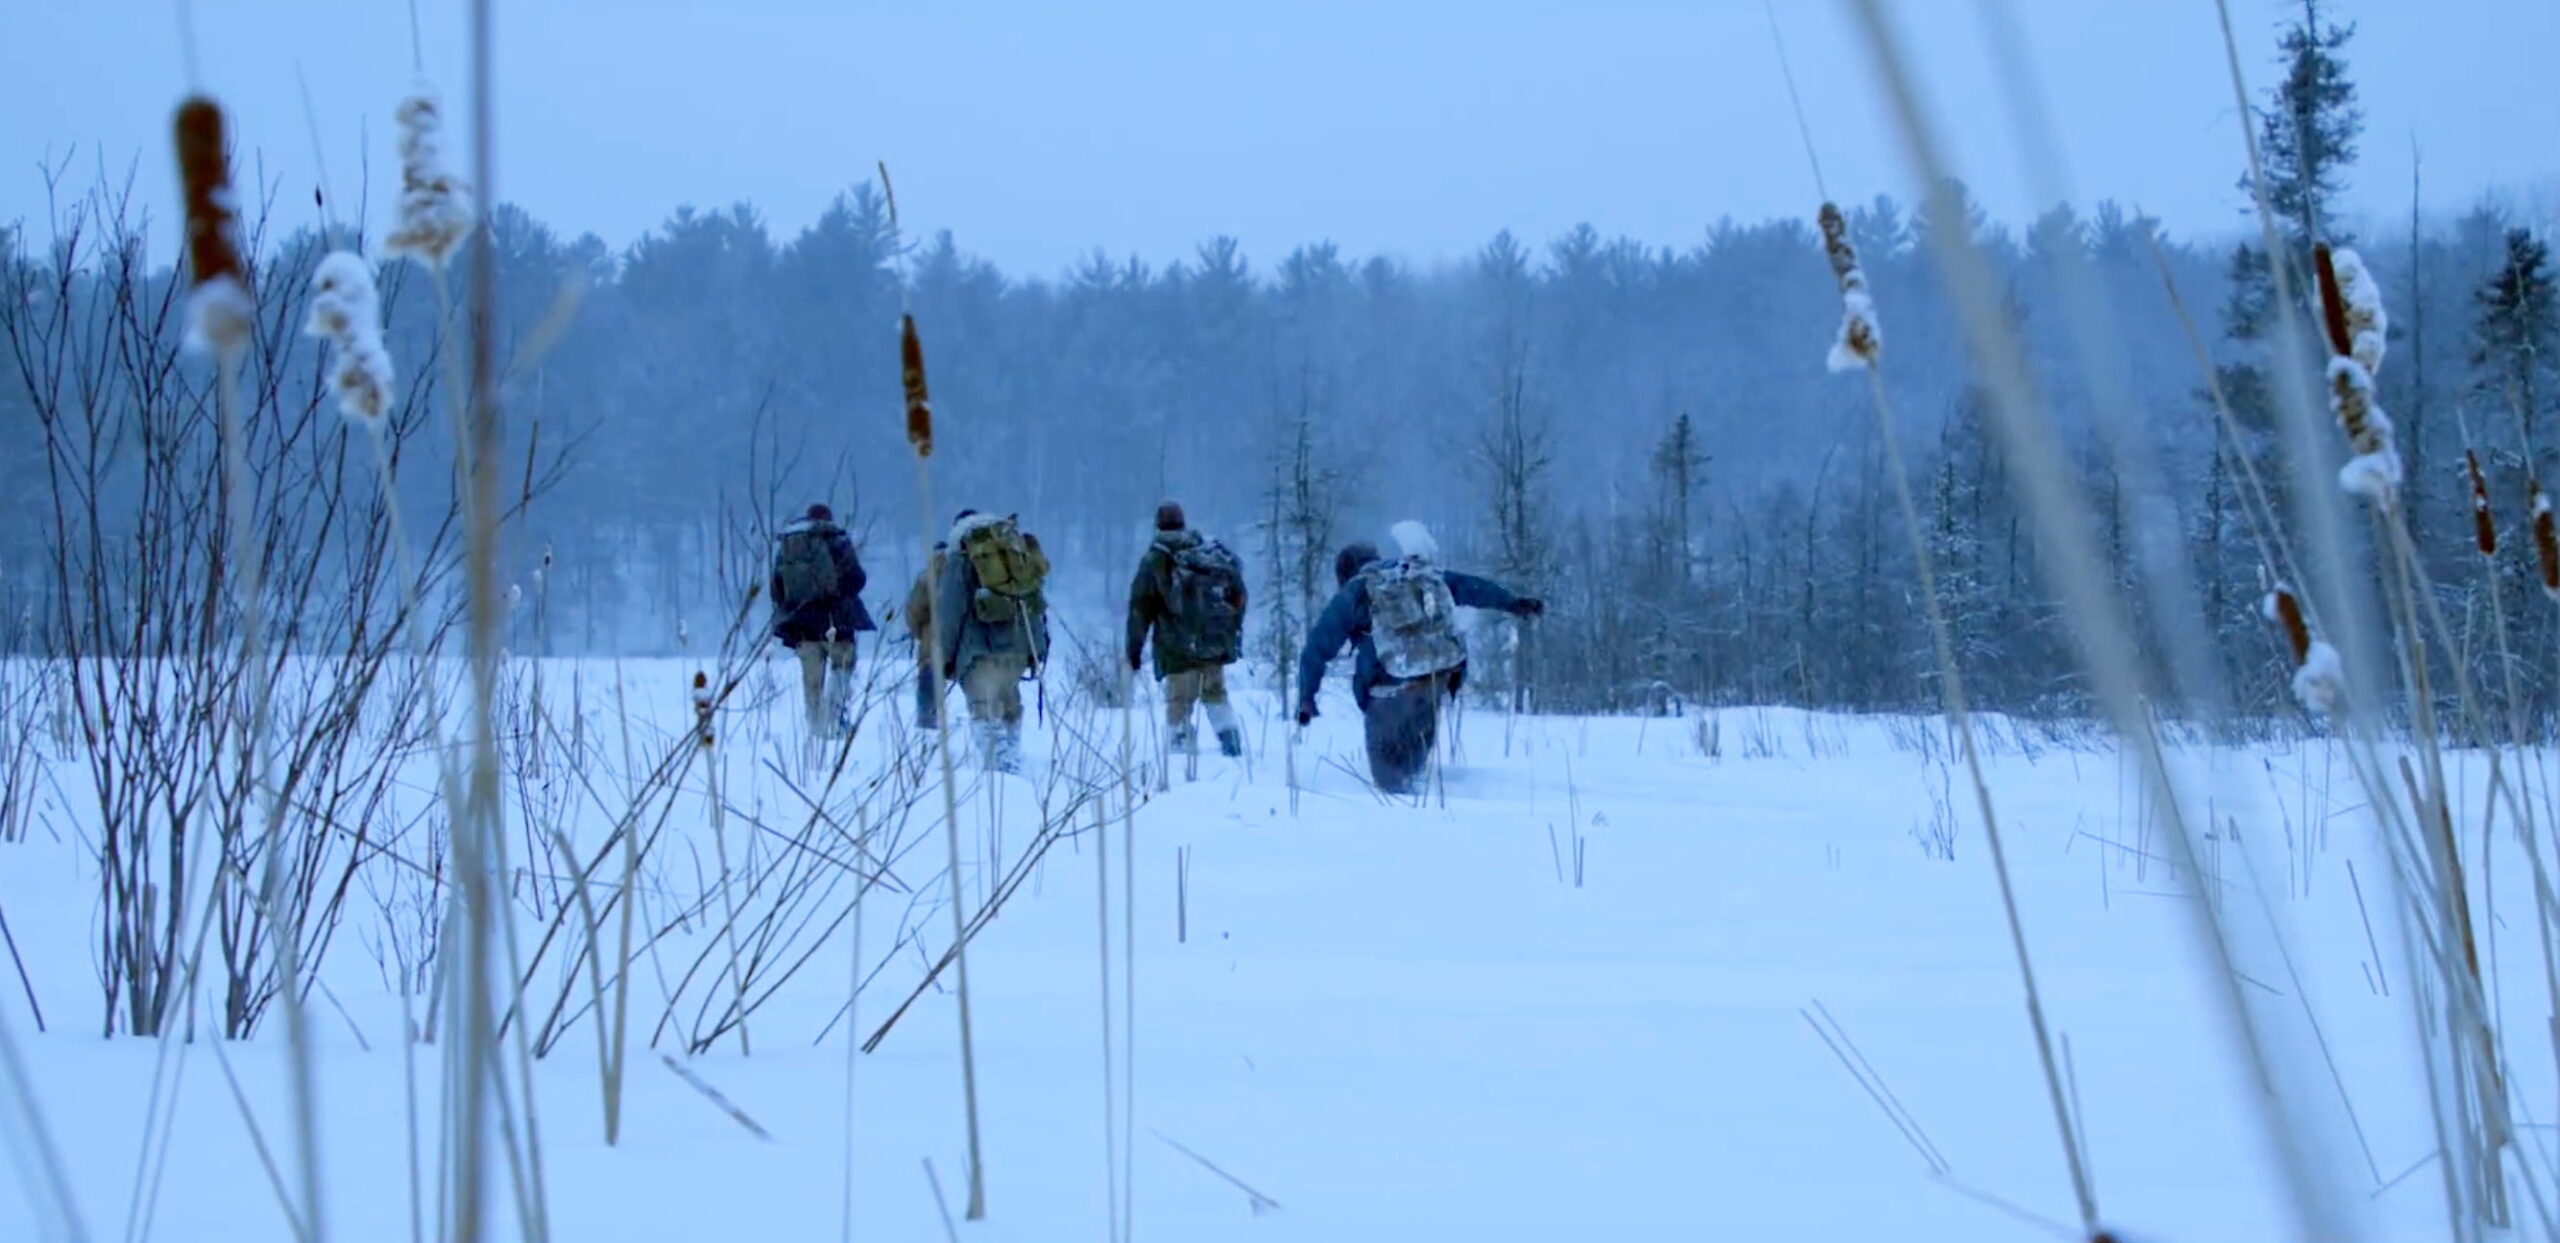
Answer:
(1816, 180, 2096, 1233)
(1854, 2, 2352, 1235)
(880, 165, 989, 1221)
(177, 91, 336, 1243)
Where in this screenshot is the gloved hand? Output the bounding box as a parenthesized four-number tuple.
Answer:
(1126, 648, 1144, 673)
(1508, 597, 1547, 619)
(1293, 701, 1317, 728)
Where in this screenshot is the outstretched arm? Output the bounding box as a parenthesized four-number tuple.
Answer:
(1445, 571, 1521, 611)
(1296, 584, 1362, 712)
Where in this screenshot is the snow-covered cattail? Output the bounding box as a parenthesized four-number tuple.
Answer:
(2469, 451, 2497, 556)
(2535, 485, 2560, 600)
(1820, 202, 1881, 372)
(2329, 247, 2388, 377)
(2262, 584, 2311, 668)
(2262, 584, 2342, 715)
(174, 97, 254, 355)
(691, 671, 715, 748)
(2316, 245, 2401, 501)
(383, 86, 474, 267)
(304, 251, 395, 428)
(900, 314, 933, 457)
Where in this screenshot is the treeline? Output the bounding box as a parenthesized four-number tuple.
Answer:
(4, 23, 2554, 728)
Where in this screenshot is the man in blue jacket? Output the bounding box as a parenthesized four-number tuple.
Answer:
(1294, 522, 1543, 793)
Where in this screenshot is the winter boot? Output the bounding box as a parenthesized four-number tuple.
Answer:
(1170, 722, 1198, 756)
(914, 675, 940, 730)
(971, 718, 1003, 772)
(993, 721, 1024, 775)
(823, 667, 855, 737)
(1207, 701, 1243, 758)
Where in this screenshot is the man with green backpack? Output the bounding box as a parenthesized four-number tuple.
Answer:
(933, 510, 1052, 773)
(770, 502, 876, 739)
(1126, 501, 1248, 760)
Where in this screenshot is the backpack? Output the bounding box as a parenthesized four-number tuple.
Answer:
(774, 526, 841, 609)
(958, 514, 1048, 626)
(1363, 556, 1465, 679)
(1162, 539, 1245, 664)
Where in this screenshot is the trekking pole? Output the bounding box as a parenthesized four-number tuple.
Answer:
(883, 166, 986, 1221)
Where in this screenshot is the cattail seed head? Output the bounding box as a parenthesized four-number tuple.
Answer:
(2329, 246, 2388, 377)
(901, 314, 934, 457)
(384, 86, 474, 267)
(2469, 451, 2498, 555)
(175, 96, 254, 355)
(2315, 245, 2402, 500)
(2535, 486, 2560, 600)
(2261, 585, 2312, 668)
(304, 250, 396, 428)
(1818, 202, 1881, 373)
(2261, 583, 2344, 713)
(692, 671, 715, 747)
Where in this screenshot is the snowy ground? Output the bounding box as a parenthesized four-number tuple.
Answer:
(0, 654, 2531, 1240)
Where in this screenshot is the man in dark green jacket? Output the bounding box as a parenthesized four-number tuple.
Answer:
(1126, 502, 1247, 759)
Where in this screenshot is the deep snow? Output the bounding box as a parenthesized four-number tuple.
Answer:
(0, 654, 2524, 1241)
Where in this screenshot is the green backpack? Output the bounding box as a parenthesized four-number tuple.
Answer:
(958, 515, 1048, 625)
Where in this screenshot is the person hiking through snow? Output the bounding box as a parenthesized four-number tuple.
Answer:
(902, 524, 956, 730)
(934, 509, 1052, 773)
(1294, 522, 1543, 794)
(770, 502, 876, 738)
(1126, 501, 1249, 760)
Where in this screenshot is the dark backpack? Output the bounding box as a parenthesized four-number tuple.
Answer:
(1162, 539, 1245, 664)
(1363, 556, 1465, 679)
(775, 526, 842, 609)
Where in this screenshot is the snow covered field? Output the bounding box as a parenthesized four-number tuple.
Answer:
(0, 654, 2527, 1241)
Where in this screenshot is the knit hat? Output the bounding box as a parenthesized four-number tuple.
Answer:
(807, 502, 833, 522)
(1334, 541, 1381, 586)
(1156, 502, 1186, 532)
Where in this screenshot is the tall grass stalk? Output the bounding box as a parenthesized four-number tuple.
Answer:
(1845, 1, 2351, 1235)
(1858, 353, 2098, 1231)
(0, 997, 86, 1241)
(1093, 785, 1124, 1243)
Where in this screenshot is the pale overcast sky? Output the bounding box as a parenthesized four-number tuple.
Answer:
(5, 1, 2554, 275)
